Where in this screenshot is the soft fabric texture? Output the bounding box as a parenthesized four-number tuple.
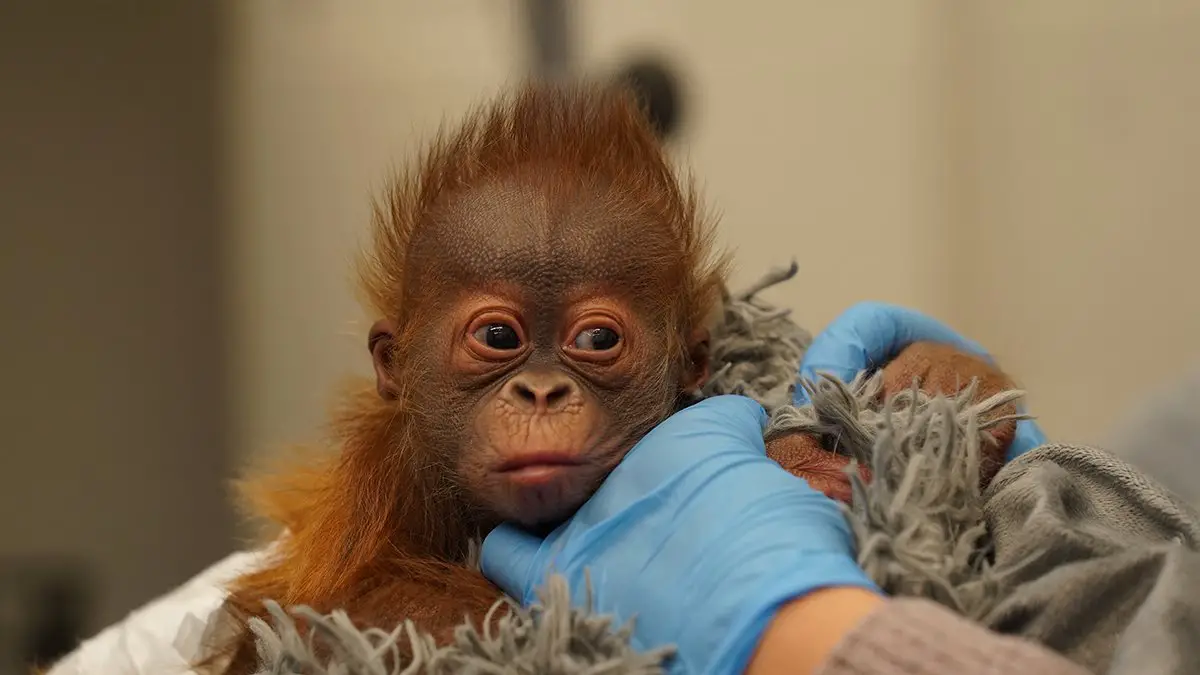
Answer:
(239, 268, 1200, 675)
(983, 444, 1200, 672)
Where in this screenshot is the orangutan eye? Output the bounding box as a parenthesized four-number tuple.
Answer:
(572, 327, 621, 351)
(473, 323, 522, 350)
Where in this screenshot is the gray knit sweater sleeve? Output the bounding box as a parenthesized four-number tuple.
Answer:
(815, 599, 1090, 675)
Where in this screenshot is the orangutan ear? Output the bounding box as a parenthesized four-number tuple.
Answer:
(680, 327, 711, 392)
(368, 319, 400, 400)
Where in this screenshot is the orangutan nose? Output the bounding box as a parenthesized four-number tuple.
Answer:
(504, 370, 577, 414)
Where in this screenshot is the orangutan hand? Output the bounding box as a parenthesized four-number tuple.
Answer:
(796, 301, 1046, 461)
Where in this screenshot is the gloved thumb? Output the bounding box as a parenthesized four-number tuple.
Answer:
(480, 523, 543, 601)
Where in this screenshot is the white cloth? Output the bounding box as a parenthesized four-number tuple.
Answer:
(46, 549, 269, 675)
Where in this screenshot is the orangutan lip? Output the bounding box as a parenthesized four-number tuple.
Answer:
(496, 452, 585, 473)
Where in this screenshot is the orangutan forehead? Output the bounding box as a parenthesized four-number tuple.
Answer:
(405, 176, 677, 301)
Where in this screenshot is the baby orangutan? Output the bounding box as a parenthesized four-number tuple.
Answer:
(210, 81, 1019, 673)
(212, 81, 726, 672)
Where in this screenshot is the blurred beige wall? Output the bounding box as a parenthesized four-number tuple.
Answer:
(226, 1, 1200, 465)
(0, 3, 233, 631)
(225, 1, 956, 464)
(948, 1, 1200, 444)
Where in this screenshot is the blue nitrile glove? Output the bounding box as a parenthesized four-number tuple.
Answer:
(796, 301, 1047, 460)
(481, 395, 877, 675)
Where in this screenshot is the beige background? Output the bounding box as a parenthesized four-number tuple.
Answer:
(228, 0, 1200, 464)
(225, 0, 957, 467)
(0, 3, 232, 636)
(5, 0, 1200, 634)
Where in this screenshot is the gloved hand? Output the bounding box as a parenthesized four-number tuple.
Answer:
(481, 395, 877, 675)
(796, 301, 1047, 459)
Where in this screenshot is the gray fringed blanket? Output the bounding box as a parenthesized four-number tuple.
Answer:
(246, 265, 1200, 675)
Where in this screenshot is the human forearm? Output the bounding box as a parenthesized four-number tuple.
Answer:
(748, 589, 1090, 675)
(746, 587, 882, 675)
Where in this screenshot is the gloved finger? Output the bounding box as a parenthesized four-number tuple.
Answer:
(620, 395, 769, 474)
(796, 302, 990, 405)
(574, 396, 771, 517)
(480, 523, 543, 601)
(1008, 418, 1049, 461)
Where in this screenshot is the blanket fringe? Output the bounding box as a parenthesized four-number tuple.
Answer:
(768, 373, 1027, 619)
(696, 261, 812, 413)
(247, 576, 672, 675)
